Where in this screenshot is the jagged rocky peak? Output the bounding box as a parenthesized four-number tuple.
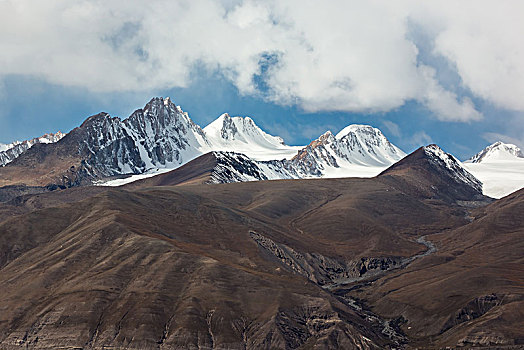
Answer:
(35, 131, 65, 144)
(121, 97, 209, 168)
(468, 141, 524, 163)
(127, 97, 205, 137)
(53, 97, 211, 178)
(298, 131, 335, 153)
(291, 130, 335, 162)
(80, 112, 112, 127)
(315, 130, 336, 145)
(0, 131, 65, 151)
(423, 144, 483, 193)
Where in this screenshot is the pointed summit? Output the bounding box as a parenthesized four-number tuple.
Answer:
(316, 130, 336, 145)
(379, 144, 485, 202)
(467, 141, 524, 163)
(463, 141, 524, 199)
(335, 124, 377, 139)
(205, 113, 283, 144)
(204, 114, 299, 161)
(334, 124, 405, 166)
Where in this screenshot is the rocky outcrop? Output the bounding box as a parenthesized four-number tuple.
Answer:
(441, 294, 503, 334)
(274, 304, 381, 349)
(249, 231, 404, 287)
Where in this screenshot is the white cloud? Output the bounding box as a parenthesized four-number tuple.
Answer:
(425, 2, 524, 112)
(0, 0, 522, 122)
(483, 132, 523, 148)
(382, 121, 401, 138)
(410, 131, 433, 149)
(419, 65, 482, 122)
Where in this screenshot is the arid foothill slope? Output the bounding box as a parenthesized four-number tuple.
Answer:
(0, 180, 427, 349)
(1, 142, 521, 349)
(344, 188, 524, 348)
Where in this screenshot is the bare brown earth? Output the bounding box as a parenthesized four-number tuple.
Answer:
(338, 188, 524, 348)
(123, 152, 219, 189)
(0, 152, 522, 349)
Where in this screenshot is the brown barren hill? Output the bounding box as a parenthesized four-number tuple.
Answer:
(0, 146, 521, 349)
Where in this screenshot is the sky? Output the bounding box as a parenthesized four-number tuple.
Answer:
(0, 0, 523, 160)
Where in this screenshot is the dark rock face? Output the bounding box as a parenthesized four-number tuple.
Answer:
(66, 98, 208, 177)
(250, 231, 405, 287)
(274, 305, 377, 349)
(356, 257, 402, 276)
(441, 294, 503, 333)
(1, 98, 210, 187)
(422, 144, 483, 194)
(209, 152, 271, 183)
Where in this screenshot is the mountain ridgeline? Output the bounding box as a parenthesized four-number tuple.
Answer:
(0, 132, 64, 167)
(0, 96, 432, 189)
(2, 96, 522, 201)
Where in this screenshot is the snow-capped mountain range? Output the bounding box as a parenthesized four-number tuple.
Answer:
(0, 132, 65, 166)
(0, 97, 522, 198)
(0, 97, 406, 181)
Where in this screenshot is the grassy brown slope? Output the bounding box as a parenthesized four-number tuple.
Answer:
(345, 188, 524, 348)
(0, 147, 518, 348)
(0, 188, 396, 349)
(0, 186, 109, 225)
(0, 172, 472, 349)
(169, 178, 469, 258)
(123, 152, 218, 190)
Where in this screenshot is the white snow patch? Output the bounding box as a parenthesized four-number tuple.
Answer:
(322, 164, 388, 178)
(96, 167, 176, 187)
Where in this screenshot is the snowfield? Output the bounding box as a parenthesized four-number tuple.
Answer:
(464, 142, 524, 198)
(464, 160, 524, 199)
